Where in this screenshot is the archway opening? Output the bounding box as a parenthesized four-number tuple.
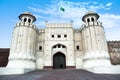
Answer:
(53, 52, 66, 69)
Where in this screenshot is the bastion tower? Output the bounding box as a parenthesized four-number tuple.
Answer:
(81, 11, 111, 71)
(7, 12, 37, 69)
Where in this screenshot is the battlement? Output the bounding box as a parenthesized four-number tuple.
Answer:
(107, 41, 120, 48)
(16, 22, 36, 30)
(46, 21, 73, 28)
(37, 29, 45, 34)
(83, 21, 102, 27)
(80, 21, 103, 31)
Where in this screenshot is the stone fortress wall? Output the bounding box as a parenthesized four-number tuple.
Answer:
(0, 11, 120, 74)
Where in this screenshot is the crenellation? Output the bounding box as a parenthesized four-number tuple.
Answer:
(15, 22, 37, 30)
(24, 22, 30, 26)
(20, 22, 24, 26)
(89, 22, 94, 25)
(97, 21, 102, 26)
(80, 21, 103, 32)
(82, 22, 102, 26)
(37, 29, 45, 35)
(46, 23, 72, 28)
(94, 22, 98, 25)
(84, 23, 89, 27)
(39, 29, 45, 33)
(16, 22, 20, 26)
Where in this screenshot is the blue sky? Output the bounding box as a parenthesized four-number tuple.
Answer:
(0, 0, 120, 48)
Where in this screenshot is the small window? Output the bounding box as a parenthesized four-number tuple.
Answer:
(58, 35, 61, 38)
(58, 44, 61, 48)
(87, 18, 90, 23)
(28, 19, 31, 23)
(53, 46, 56, 48)
(52, 35, 54, 38)
(62, 45, 66, 48)
(24, 18, 27, 22)
(39, 46, 42, 50)
(64, 34, 67, 38)
(76, 46, 79, 50)
(91, 17, 94, 22)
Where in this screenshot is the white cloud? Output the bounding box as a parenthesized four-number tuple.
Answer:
(99, 14, 120, 40)
(34, 14, 46, 19)
(92, 2, 98, 5)
(104, 7, 111, 10)
(106, 2, 112, 7)
(89, 4, 104, 11)
(100, 14, 120, 28)
(28, 0, 120, 40)
(28, 0, 116, 28)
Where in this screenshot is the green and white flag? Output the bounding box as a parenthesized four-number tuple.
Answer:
(60, 7, 65, 12)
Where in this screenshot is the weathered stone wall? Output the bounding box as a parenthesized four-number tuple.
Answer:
(73, 29, 83, 68)
(107, 41, 120, 65)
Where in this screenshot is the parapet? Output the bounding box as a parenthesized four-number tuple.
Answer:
(80, 21, 103, 31)
(16, 22, 37, 30)
(45, 21, 73, 28)
(107, 41, 120, 47)
(37, 29, 45, 34)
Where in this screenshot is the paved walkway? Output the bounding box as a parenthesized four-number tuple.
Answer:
(0, 69, 120, 80)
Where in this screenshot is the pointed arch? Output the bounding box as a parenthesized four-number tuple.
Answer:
(53, 52, 66, 69)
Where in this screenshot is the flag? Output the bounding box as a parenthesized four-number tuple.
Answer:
(60, 7, 65, 12)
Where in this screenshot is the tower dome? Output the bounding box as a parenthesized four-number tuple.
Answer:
(82, 11, 99, 23)
(19, 11, 36, 23)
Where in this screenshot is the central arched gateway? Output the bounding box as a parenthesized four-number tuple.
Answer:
(53, 52, 66, 69)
